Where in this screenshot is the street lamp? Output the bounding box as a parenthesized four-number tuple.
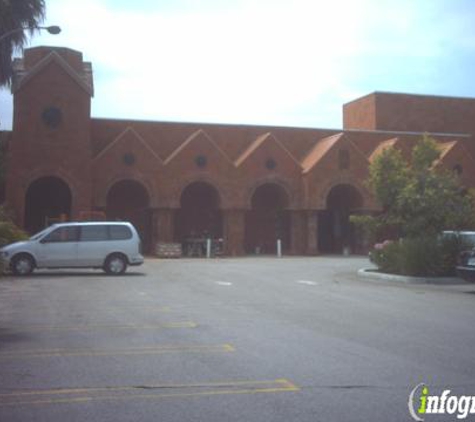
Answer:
(0, 25, 61, 43)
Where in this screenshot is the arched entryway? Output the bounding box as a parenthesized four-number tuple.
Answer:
(106, 180, 152, 252)
(174, 182, 223, 249)
(245, 183, 290, 254)
(318, 184, 363, 254)
(24, 176, 72, 234)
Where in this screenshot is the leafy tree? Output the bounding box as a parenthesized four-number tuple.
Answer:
(352, 135, 475, 241)
(0, 0, 46, 87)
(353, 135, 475, 276)
(368, 145, 409, 213)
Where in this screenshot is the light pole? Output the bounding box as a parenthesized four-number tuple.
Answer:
(0, 25, 61, 43)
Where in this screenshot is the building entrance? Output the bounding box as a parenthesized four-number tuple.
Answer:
(245, 183, 290, 254)
(24, 176, 72, 234)
(106, 179, 152, 252)
(318, 184, 363, 254)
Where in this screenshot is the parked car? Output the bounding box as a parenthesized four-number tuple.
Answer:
(457, 249, 475, 281)
(0, 221, 144, 276)
(442, 230, 475, 247)
(440, 231, 475, 281)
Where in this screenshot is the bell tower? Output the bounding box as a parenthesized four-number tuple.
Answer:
(6, 46, 94, 232)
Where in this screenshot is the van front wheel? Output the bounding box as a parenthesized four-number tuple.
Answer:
(11, 254, 34, 276)
(104, 254, 127, 275)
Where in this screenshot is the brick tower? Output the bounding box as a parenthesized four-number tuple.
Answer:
(6, 47, 94, 232)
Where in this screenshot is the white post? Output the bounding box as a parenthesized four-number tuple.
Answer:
(277, 239, 282, 258)
(206, 238, 212, 258)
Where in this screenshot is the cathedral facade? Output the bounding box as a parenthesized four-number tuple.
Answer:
(4, 46, 475, 255)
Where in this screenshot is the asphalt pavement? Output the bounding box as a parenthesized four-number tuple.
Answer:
(0, 256, 474, 421)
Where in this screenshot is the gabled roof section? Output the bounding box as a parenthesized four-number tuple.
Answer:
(94, 126, 162, 162)
(368, 136, 415, 163)
(434, 140, 475, 168)
(301, 133, 343, 173)
(369, 137, 399, 162)
(302, 132, 370, 174)
(12, 50, 94, 96)
(234, 132, 301, 168)
(164, 129, 233, 165)
(436, 141, 458, 162)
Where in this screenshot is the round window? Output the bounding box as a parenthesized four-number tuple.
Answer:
(265, 158, 277, 170)
(123, 153, 136, 166)
(41, 107, 62, 128)
(195, 155, 207, 168)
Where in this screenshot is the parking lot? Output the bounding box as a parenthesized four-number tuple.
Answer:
(0, 256, 474, 421)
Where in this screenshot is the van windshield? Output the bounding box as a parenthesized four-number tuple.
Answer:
(29, 226, 55, 241)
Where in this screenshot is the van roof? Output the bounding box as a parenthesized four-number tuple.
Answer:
(51, 221, 133, 227)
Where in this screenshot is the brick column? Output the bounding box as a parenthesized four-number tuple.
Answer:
(290, 210, 306, 255)
(7, 182, 26, 227)
(223, 210, 245, 256)
(154, 208, 175, 243)
(306, 210, 319, 255)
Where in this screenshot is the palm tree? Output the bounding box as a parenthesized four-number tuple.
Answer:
(0, 0, 46, 87)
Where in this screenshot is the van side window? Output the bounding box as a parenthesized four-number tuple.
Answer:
(42, 227, 79, 243)
(80, 225, 108, 241)
(110, 225, 132, 240)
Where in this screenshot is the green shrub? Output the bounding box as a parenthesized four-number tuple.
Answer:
(399, 237, 441, 276)
(371, 235, 469, 277)
(0, 220, 28, 248)
(0, 208, 28, 274)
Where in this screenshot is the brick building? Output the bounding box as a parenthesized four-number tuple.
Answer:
(3, 46, 475, 255)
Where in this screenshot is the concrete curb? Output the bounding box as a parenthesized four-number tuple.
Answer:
(357, 268, 464, 285)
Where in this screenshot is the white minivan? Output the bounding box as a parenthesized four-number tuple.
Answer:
(0, 221, 144, 276)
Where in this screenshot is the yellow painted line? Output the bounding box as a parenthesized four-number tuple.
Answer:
(126, 306, 171, 312)
(7, 321, 197, 332)
(0, 344, 234, 360)
(0, 306, 171, 317)
(0, 306, 171, 318)
(0, 373, 296, 398)
(0, 379, 299, 407)
(0, 305, 171, 314)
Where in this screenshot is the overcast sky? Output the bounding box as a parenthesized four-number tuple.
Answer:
(1, 0, 474, 130)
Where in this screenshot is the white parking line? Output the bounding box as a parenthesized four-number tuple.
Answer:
(296, 280, 318, 286)
(215, 281, 233, 286)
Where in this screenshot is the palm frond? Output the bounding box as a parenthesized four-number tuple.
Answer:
(0, 0, 46, 86)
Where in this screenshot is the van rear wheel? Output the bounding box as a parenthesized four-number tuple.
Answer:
(104, 254, 127, 275)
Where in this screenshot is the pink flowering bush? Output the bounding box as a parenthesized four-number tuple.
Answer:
(373, 240, 393, 251)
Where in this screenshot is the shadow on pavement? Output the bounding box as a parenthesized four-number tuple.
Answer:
(0, 328, 33, 349)
(2, 271, 146, 278)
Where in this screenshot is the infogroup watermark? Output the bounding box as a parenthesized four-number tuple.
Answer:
(408, 383, 475, 421)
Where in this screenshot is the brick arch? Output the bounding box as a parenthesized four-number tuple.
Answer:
(170, 174, 229, 209)
(316, 178, 373, 255)
(174, 178, 225, 244)
(102, 176, 156, 252)
(95, 173, 157, 208)
(23, 173, 73, 233)
(244, 178, 295, 254)
(316, 177, 372, 210)
(245, 176, 296, 210)
(22, 167, 82, 224)
(23, 167, 78, 198)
